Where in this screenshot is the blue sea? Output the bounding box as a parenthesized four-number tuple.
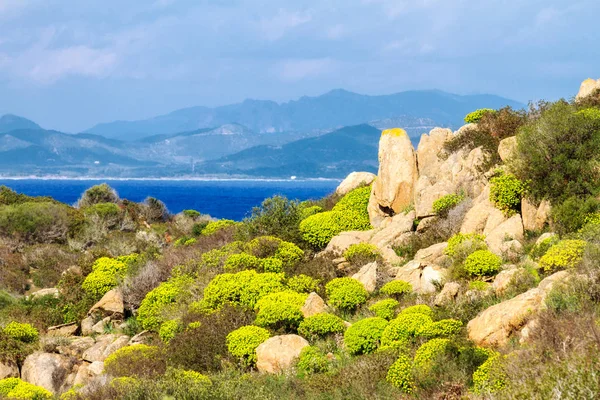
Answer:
(0, 179, 340, 221)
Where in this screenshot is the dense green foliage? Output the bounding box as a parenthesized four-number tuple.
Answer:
(432, 193, 464, 217)
(369, 298, 399, 320)
(463, 250, 502, 277)
(0, 377, 53, 399)
(325, 277, 369, 311)
(539, 240, 587, 272)
(298, 313, 346, 340)
(226, 325, 270, 368)
(489, 172, 525, 215)
(464, 108, 495, 123)
(343, 243, 380, 265)
(343, 317, 388, 355)
(379, 280, 412, 298)
(3, 322, 38, 343)
(296, 346, 330, 374)
(137, 274, 195, 331)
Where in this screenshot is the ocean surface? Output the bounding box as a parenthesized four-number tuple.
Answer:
(0, 179, 340, 221)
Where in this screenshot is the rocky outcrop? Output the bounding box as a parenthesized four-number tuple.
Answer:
(413, 242, 448, 266)
(393, 260, 444, 294)
(301, 292, 329, 318)
(256, 335, 309, 374)
(369, 128, 418, 227)
(82, 334, 130, 363)
(351, 262, 378, 293)
(467, 271, 569, 347)
(324, 231, 374, 257)
(497, 136, 517, 162)
(491, 265, 520, 295)
(485, 214, 524, 256)
(0, 360, 19, 379)
(576, 78, 600, 100)
(73, 361, 104, 386)
(21, 352, 75, 395)
(336, 172, 376, 196)
(47, 322, 78, 337)
(435, 282, 461, 306)
(521, 198, 550, 232)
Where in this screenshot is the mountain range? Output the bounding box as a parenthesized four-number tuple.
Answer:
(0, 89, 524, 178)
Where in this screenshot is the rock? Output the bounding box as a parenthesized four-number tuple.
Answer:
(57, 337, 95, 358)
(335, 172, 376, 196)
(482, 208, 507, 236)
(576, 78, 600, 100)
(369, 128, 418, 227)
(416, 128, 453, 178)
(498, 136, 517, 162)
(393, 260, 444, 294)
(0, 360, 19, 379)
(256, 335, 309, 374)
(435, 282, 461, 306)
(89, 289, 125, 317)
(467, 271, 569, 347)
(369, 211, 415, 249)
(301, 292, 329, 318)
(420, 266, 444, 293)
(415, 216, 436, 233)
(129, 330, 154, 346)
(82, 335, 130, 363)
(461, 201, 495, 234)
(73, 361, 104, 386)
(485, 214, 524, 256)
(91, 317, 111, 334)
(81, 316, 95, 336)
(47, 322, 78, 337)
(500, 240, 524, 262)
(414, 242, 448, 266)
(21, 352, 75, 395)
(28, 288, 59, 300)
(522, 198, 551, 232)
(351, 262, 378, 293)
(519, 319, 539, 344)
(379, 246, 404, 266)
(414, 179, 453, 218)
(324, 230, 374, 256)
(492, 266, 520, 295)
(536, 232, 558, 246)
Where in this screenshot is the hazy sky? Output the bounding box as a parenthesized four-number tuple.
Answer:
(0, 0, 598, 132)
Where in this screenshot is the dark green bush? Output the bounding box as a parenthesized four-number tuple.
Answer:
(77, 183, 119, 207)
(237, 196, 303, 244)
(0, 202, 75, 243)
(551, 196, 600, 234)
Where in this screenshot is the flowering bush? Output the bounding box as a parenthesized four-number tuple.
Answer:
(325, 277, 368, 311)
(0, 377, 53, 399)
(137, 274, 195, 331)
(400, 304, 433, 318)
(287, 274, 320, 293)
(380, 280, 412, 298)
(464, 250, 502, 277)
(369, 299, 399, 320)
(413, 338, 453, 373)
(490, 172, 525, 215)
(380, 313, 433, 347)
(344, 317, 388, 355)
(432, 194, 465, 217)
(81, 256, 133, 298)
(298, 313, 346, 340)
(3, 322, 38, 343)
(226, 325, 270, 368)
(472, 353, 507, 394)
(445, 233, 486, 258)
(343, 243, 380, 264)
(159, 319, 182, 344)
(254, 291, 307, 331)
(223, 253, 262, 272)
(464, 108, 495, 123)
(539, 240, 587, 272)
(296, 346, 330, 374)
(104, 344, 165, 378)
(386, 354, 414, 393)
(202, 219, 237, 236)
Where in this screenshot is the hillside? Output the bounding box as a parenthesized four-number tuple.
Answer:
(0, 79, 599, 399)
(85, 89, 523, 141)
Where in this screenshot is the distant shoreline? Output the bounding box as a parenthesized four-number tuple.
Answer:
(0, 176, 343, 182)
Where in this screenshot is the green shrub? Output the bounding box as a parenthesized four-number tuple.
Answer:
(344, 317, 388, 355)
(260, 257, 284, 273)
(400, 304, 433, 318)
(421, 319, 463, 338)
(237, 196, 304, 243)
(0, 202, 75, 243)
(182, 209, 201, 218)
(226, 325, 271, 368)
(445, 233, 486, 258)
(464, 108, 495, 123)
(3, 322, 38, 343)
(511, 100, 600, 204)
(137, 274, 195, 331)
(164, 367, 212, 391)
(104, 344, 166, 378)
(325, 277, 368, 311)
(472, 354, 507, 394)
(369, 299, 399, 320)
(200, 242, 244, 269)
(539, 240, 587, 272)
(529, 235, 560, 260)
(432, 194, 465, 217)
(81, 255, 135, 298)
(413, 338, 453, 372)
(0, 377, 53, 399)
(299, 205, 323, 220)
(159, 319, 182, 344)
(202, 270, 286, 310)
(343, 243, 380, 265)
(379, 280, 412, 298)
(287, 274, 320, 293)
(386, 354, 414, 393)
(298, 313, 346, 340)
(551, 196, 600, 234)
(296, 346, 330, 374)
(380, 313, 433, 348)
(202, 219, 237, 236)
(174, 236, 197, 247)
(300, 186, 371, 249)
(77, 183, 118, 207)
(223, 253, 262, 272)
(469, 280, 491, 291)
(490, 172, 525, 215)
(464, 250, 502, 277)
(274, 241, 304, 269)
(254, 291, 306, 331)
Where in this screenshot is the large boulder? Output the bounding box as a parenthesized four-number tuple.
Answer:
(47, 322, 78, 337)
(369, 211, 415, 249)
(497, 136, 517, 162)
(324, 230, 374, 257)
(413, 242, 448, 266)
(368, 128, 418, 227)
(485, 214, 524, 256)
(467, 271, 569, 347)
(336, 172, 376, 196)
(21, 352, 75, 395)
(435, 282, 461, 306)
(301, 292, 329, 318)
(576, 78, 600, 100)
(88, 289, 125, 317)
(73, 361, 104, 386)
(492, 266, 520, 295)
(0, 360, 19, 379)
(351, 262, 378, 293)
(393, 260, 444, 294)
(82, 335, 130, 363)
(256, 335, 309, 374)
(416, 128, 453, 178)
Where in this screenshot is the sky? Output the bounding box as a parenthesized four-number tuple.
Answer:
(0, 0, 598, 133)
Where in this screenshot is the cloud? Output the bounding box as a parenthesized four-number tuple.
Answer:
(257, 8, 312, 41)
(275, 58, 336, 81)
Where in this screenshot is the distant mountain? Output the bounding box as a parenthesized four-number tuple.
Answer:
(85, 89, 524, 141)
(195, 124, 382, 178)
(0, 114, 41, 134)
